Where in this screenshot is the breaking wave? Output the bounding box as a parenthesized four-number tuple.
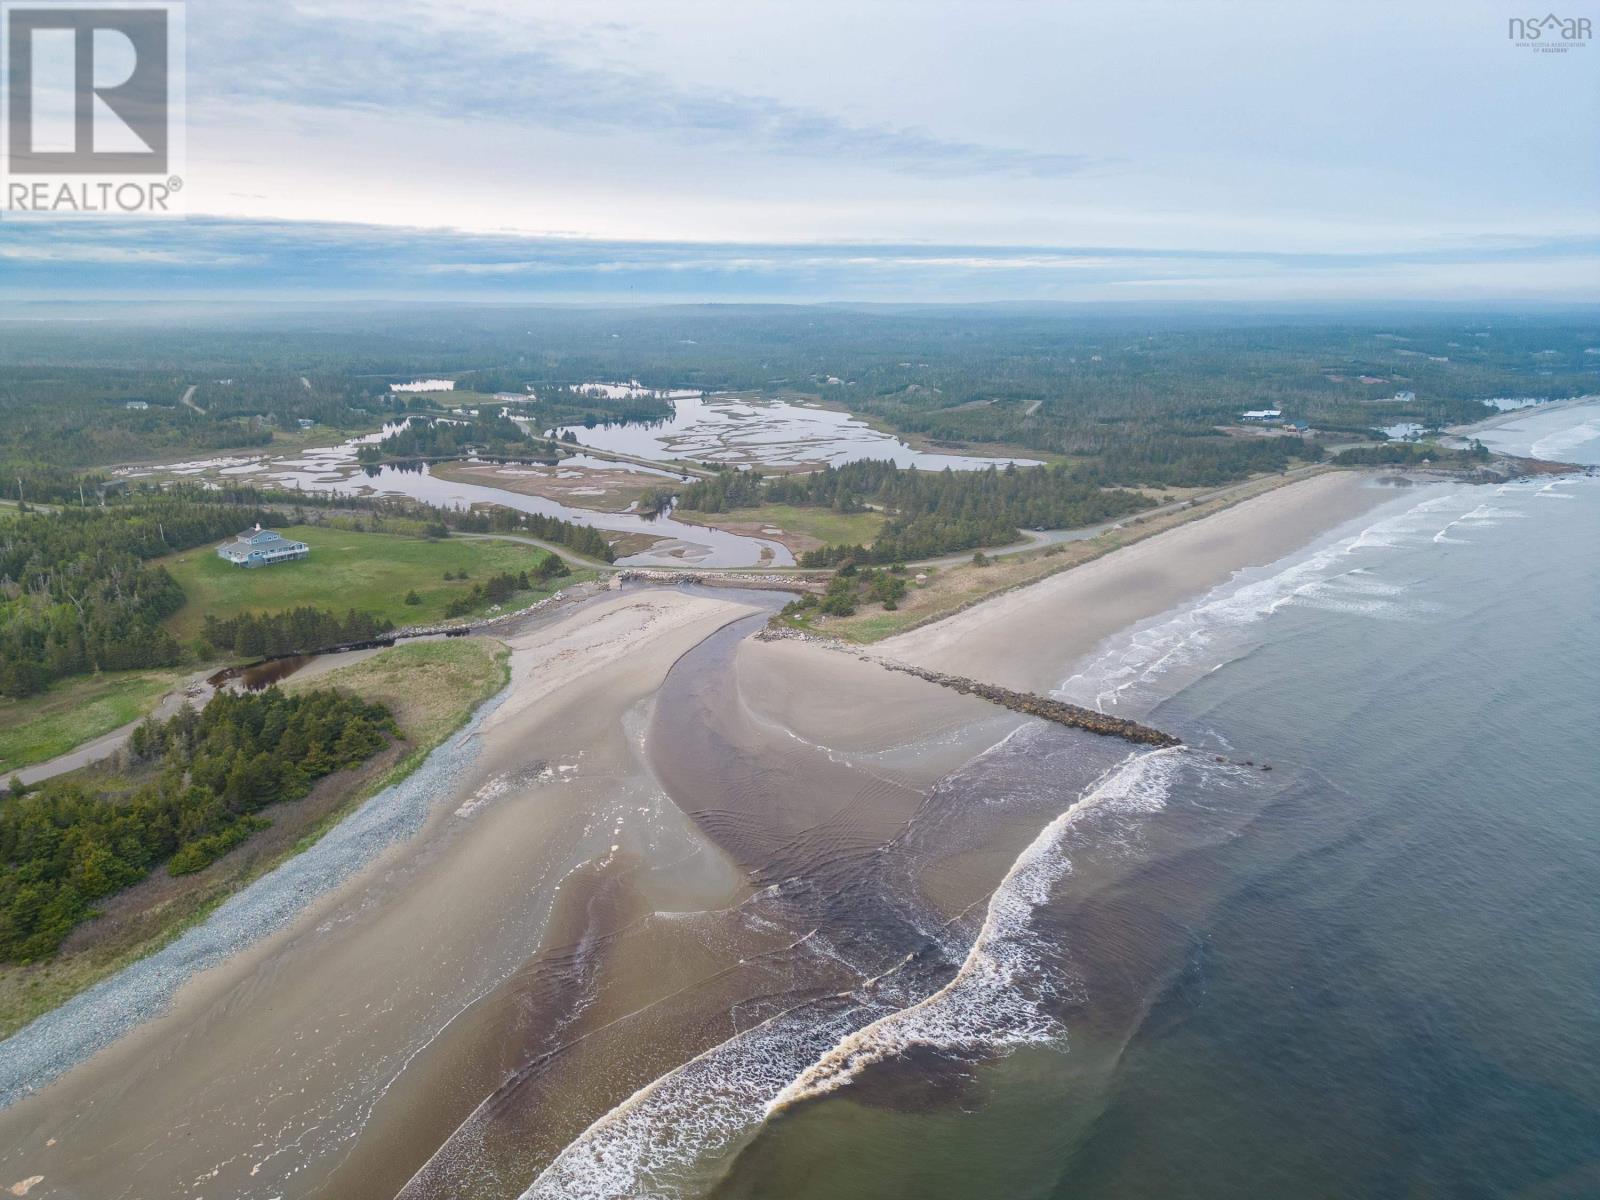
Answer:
(767, 747, 1185, 1111)
(521, 749, 1191, 1200)
(1057, 489, 1466, 711)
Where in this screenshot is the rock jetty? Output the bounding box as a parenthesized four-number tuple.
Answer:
(876, 661, 1181, 748)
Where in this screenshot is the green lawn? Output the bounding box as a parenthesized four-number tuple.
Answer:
(160, 525, 572, 642)
(0, 668, 188, 775)
(676, 504, 884, 547)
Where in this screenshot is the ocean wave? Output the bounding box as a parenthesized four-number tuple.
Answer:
(765, 748, 1185, 1112)
(1530, 417, 1600, 460)
(518, 749, 1195, 1199)
(1057, 489, 1471, 710)
(519, 988, 887, 1200)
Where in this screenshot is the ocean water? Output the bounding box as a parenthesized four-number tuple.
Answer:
(505, 404, 1600, 1199)
(438, 399, 1600, 1199)
(686, 413, 1600, 1198)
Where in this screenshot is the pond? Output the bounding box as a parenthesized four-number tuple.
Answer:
(557, 393, 1042, 470)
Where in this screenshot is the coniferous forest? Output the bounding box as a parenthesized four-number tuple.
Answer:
(679, 460, 1158, 565)
(0, 497, 269, 696)
(0, 687, 394, 962)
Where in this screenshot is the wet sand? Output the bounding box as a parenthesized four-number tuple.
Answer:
(0, 471, 1401, 1200)
(0, 590, 760, 1200)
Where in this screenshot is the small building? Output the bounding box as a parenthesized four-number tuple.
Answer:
(216, 525, 309, 568)
(1393, 390, 1417, 404)
(125, 400, 149, 410)
(296, 417, 316, 429)
(1240, 408, 1282, 422)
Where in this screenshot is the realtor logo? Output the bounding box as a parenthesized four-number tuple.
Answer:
(1, 0, 185, 214)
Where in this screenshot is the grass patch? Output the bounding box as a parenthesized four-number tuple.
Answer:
(0, 637, 510, 1038)
(0, 668, 188, 774)
(675, 504, 885, 548)
(804, 470, 1327, 643)
(287, 637, 509, 747)
(160, 524, 567, 641)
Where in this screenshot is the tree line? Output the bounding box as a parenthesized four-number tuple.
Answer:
(442, 560, 569, 619)
(1334, 440, 1491, 466)
(679, 460, 1154, 566)
(0, 687, 393, 962)
(200, 607, 397, 658)
(355, 414, 553, 464)
(0, 497, 271, 696)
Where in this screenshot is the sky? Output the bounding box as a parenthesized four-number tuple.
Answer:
(3, 0, 1597, 302)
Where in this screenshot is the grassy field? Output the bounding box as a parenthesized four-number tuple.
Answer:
(160, 524, 575, 641)
(675, 503, 884, 549)
(0, 638, 510, 1037)
(0, 668, 188, 775)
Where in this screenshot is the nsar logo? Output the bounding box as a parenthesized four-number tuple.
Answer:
(1507, 12, 1592, 52)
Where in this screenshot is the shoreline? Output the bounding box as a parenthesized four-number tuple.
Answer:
(0, 589, 761, 1199)
(876, 469, 1397, 694)
(0, 469, 1433, 1198)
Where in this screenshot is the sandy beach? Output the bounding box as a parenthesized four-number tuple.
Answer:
(877, 470, 1392, 694)
(0, 589, 761, 1200)
(0, 470, 1404, 1200)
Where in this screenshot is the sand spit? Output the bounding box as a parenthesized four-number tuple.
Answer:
(0, 589, 758, 1200)
(0, 472, 1411, 1200)
(878, 470, 1393, 694)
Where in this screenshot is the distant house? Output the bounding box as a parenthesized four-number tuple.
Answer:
(216, 525, 309, 568)
(1393, 390, 1417, 403)
(1240, 408, 1282, 422)
(296, 417, 316, 429)
(125, 400, 149, 410)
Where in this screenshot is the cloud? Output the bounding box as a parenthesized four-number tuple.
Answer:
(192, 6, 1092, 179)
(3, 218, 1597, 302)
(0, 242, 258, 266)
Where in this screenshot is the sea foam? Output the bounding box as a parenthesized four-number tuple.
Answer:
(519, 749, 1189, 1199)
(766, 748, 1184, 1112)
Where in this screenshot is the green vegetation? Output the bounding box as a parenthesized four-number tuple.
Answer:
(160, 524, 573, 642)
(200, 608, 396, 658)
(785, 563, 908, 619)
(0, 496, 269, 696)
(796, 472, 1320, 643)
(356, 413, 556, 464)
(0, 638, 508, 1037)
(286, 637, 508, 750)
(443, 561, 568, 618)
(6, 309, 1590, 489)
(0, 668, 188, 774)
(0, 688, 394, 962)
(441, 508, 615, 563)
(673, 503, 884, 547)
(1335, 440, 1491, 466)
(679, 460, 1155, 566)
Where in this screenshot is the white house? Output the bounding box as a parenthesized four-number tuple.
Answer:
(125, 400, 149, 410)
(216, 525, 310, 568)
(1240, 408, 1283, 422)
